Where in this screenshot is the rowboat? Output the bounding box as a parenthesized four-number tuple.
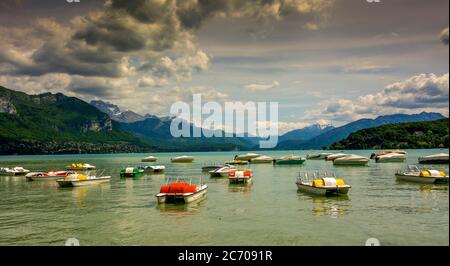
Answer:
(209, 166, 235, 177)
(141, 156, 157, 162)
(66, 163, 96, 171)
(26, 170, 75, 181)
(306, 153, 333, 160)
(418, 153, 449, 164)
(274, 155, 306, 165)
(333, 155, 369, 166)
(0, 167, 30, 176)
(249, 155, 274, 164)
(325, 153, 349, 161)
(234, 153, 260, 161)
(138, 165, 165, 173)
(171, 155, 194, 163)
(156, 178, 207, 204)
(224, 160, 249, 165)
(228, 169, 253, 184)
(56, 173, 111, 187)
(296, 172, 351, 196)
(120, 167, 145, 178)
(395, 165, 449, 184)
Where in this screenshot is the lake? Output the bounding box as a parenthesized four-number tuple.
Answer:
(0, 149, 448, 246)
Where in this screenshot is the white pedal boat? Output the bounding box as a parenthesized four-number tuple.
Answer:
(395, 165, 449, 184)
(56, 173, 111, 187)
(228, 170, 253, 184)
(296, 173, 351, 196)
(0, 167, 30, 176)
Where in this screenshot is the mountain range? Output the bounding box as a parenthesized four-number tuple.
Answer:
(0, 86, 447, 154)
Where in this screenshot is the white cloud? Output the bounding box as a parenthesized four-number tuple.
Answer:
(245, 81, 280, 92)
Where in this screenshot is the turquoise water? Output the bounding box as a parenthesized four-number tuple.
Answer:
(0, 149, 448, 246)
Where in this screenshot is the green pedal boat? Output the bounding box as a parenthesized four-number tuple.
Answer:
(120, 167, 144, 178)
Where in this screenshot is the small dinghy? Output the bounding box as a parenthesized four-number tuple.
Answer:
(139, 165, 165, 173)
(170, 155, 194, 163)
(56, 173, 111, 187)
(66, 163, 96, 171)
(234, 153, 260, 161)
(249, 155, 274, 164)
(156, 178, 207, 204)
(228, 169, 253, 184)
(333, 155, 369, 166)
(120, 167, 144, 178)
(306, 153, 333, 160)
(209, 166, 235, 177)
(26, 170, 75, 181)
(274, 155, 306, 165)
(395, 165, 449, 184)
(296, 172, 351, 196)
(418, 153, 449, 164)
(0, 167, 30, 176)
(141, 156, 157, 162)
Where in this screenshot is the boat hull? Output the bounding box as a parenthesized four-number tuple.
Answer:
(395, 174, 449, 184)
(376, 158, 406, 163)
(296, 183, 350, 196)
(141, 158, 157, 162)
(275, 159, 305, 165)
(228, 177, 252, 184)
(156, 186, 207, 204)
(57, 177, 111, 187)
(333, 160, 368, 166)
(120, 172, 144, 178)
(171, 159, 194, 163)
(418, 159, 449, 164)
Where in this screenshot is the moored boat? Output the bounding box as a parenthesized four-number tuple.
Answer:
(274, 155, 306, 165)
(224, 160, 249, 165)
(138, 165, 165, 173)
(325, 153, 349, 161)
(120, 167, 145, 178)
(66, 163, 96, 171)
(418, 153, 449, 164)
(56, 173, 111, 187)
(202, 163, 233, 172)
(306, 153, 333, 160)
(228, 169, 253, 184)
(375, 153, 407, 163)
(333, 155, 369, 166)
(141, 156, 157, 162)
(209, 166, 235, 177)
(296, 172, 351, 196)
(234, 153, 260, 161)
(395, 165, 449, 184)
(0, 167, 30, 176)
(26, 170, 75, 181)
(171, 155, 194, 163)
(156, 179, 207, 204)
(249, 155, 274, 164)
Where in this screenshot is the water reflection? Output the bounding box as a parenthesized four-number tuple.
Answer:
(228, 183, 253, 194)
(156, 195, 206, 217)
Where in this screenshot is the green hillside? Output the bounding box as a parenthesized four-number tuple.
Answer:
(0, 86, 150, 154)
(328, 118, 449, 150)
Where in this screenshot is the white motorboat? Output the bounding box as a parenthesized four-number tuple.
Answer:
(333, 155, 369, 166)
(395, 165, 449, 184)
(228, 169, 253, 184)
(224, 160, 249, 166)
(274, 155, 306, 165)
(141, 156, 157, 162)
(296, 172, 351, 196)
(371, 150, 407, 159)
(0, 167, 30, 176)
(234, 153, 260, 161)
(56, 173, 111, 187)
(26, 170, 75, 181)
(375, 153, 407, 163)
(156, 179, 207, 204)
(209, 166, 235, 177)
(326, 153, 349, 161)
(138, 165, 165, 173)
(249, 155, 274, 164)
(306, 153, 333, 160)
(418, 153, 449, 164)
(170, 155, 194, 163)
(66, 163, 96, 171)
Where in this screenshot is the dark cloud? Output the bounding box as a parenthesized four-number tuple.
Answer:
(440, 27, 449, 45)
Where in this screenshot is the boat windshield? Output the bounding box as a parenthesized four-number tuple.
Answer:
(407, 165, 420, 172)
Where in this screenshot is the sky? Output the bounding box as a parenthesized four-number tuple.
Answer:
(0, 0, 448, 134)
